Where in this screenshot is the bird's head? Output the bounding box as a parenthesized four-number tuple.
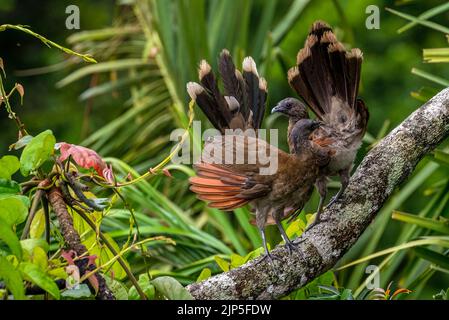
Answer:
(289, 118, 321, 153)
(271, 97, 309, 120)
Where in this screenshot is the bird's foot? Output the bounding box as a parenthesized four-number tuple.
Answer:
(284, 240, 299, 255)
(255, 251, 281, 267)
(304, 218, 324, 232)
(326, 195, 340, 208)
(284, 240, 307, 263)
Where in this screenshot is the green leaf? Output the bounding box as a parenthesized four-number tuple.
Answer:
(386, 7, 449, 34)
(20, 130, 56, 176)
(397, 2, 449, 33)
(0, 195, 29, 227)
(230, 253, 247, 268)
(0, 155, 20, 179)
(413, 247, 449, 270)
(0, 178, 20, 194)
(61, 284, 92, 299)
(0, 217, 22, 259)
(10, 135, 33, 150)
(411, 68, 449, 87)
(19, 261, 60, 299)
(30, 208, 46, 239)
(288, 270, 334, 300)
(104, 274, 128, 300)
(0, 256, 25, 300)
(196, 268, 211, 282)
(214, 255, 230, 272)
(392, 211, 449, 234)
(151, 276, 193, 300)
(20, 238, 49, 256)
(432, 150, 449, 167)
(128, 274, 155, 300)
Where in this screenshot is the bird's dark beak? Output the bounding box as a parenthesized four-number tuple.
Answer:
(271, 104, 284, 114)
(311, 120, 320, 130)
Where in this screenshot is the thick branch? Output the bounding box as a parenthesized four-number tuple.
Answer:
(187, 87, 449, 299)
(47, 186, 115, 300)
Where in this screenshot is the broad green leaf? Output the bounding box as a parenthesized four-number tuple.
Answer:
(0, 196, 29, 227)
(151, 276, 193, 300)
(61, 284, 92, 299)
(214, 256, 230, 272)
(196, 268, 211, 282)
(19, 262, 60, 299)
(104, 275, 128, 300)
(0, 178, 20, 194)
(20, 130, 56, 176)
(32, 246, 48, 270)
(0, 256, 25, 300)
(288, 271, 334, 300)
(20, 239, 49, 257)
(48, 266, 68, 280)
(0, 217, 22, 259)
(0, 155, 20, 179)
(128, 274, 155, 300)
(10, 135, 33, 150)
(230, 254, 246, 269)
(30, 208, 46, 239)
(0, 194, 30, 208)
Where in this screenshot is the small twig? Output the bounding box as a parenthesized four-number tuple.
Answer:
(21, 189, 44, 240)
(42, 197, 51, 245)
(0, 24, 97, 63)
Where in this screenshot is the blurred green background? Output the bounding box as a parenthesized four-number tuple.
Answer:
(1, 0, 449, 299)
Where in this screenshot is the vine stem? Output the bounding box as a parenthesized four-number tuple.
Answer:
(47, 186, 115, 300)
(71, 206, 148, 300)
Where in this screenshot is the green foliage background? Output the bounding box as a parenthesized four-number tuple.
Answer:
(1, 0, 449, 299)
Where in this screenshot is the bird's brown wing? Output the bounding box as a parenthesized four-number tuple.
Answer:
(189, 135, 290, 210)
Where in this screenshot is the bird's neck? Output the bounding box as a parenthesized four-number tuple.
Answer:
(287, 117, 300, 153)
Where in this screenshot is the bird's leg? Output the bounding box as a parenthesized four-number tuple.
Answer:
(273, 210, 306, 262)
(305, 177, 327, 231)
(327, 168, 350, 207)
(274, 212, 296, 255)
(255, 209, 280, 266)
(255, 226, 280, 266)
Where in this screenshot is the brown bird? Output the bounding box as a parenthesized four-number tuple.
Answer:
(187, 50, 329, 261)
(273, 21, 369, 229)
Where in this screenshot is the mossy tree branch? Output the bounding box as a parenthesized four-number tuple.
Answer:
(187, 87, 449, 300)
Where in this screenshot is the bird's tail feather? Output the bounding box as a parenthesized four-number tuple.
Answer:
(187, 49, 267, 132)
(288, 21, 363, 121)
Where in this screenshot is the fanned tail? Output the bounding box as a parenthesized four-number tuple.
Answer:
(288, 21, 366, 127)
(187, 49, 268, 133)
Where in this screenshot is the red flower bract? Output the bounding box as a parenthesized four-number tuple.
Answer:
(59, 142, 107, 178)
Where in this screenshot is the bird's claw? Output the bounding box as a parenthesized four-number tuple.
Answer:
(284, 240, 307, 263)
(255, 251, 281, 267)
(284, 240, 299, 255)
(326, 195, 340, 207)
(305, 218, 323, 232)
